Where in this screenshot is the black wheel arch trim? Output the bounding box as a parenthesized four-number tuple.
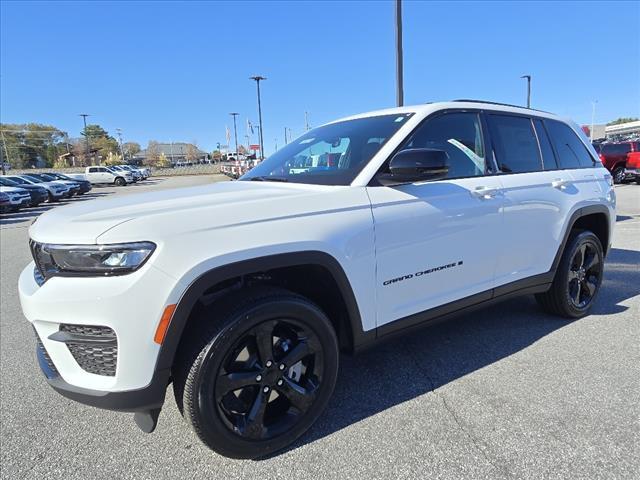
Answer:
(155, 251, 373, 374)
(550, 204, 611, 272)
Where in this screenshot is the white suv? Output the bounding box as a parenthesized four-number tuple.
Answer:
(19, 101, 615, 459)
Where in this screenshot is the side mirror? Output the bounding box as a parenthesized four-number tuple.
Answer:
(377, 148, 449, 186)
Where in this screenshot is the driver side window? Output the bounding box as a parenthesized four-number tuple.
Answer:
(400, 112, 487, 179)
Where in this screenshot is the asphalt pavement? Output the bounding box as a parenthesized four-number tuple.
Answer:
(1, 177, 638, 480)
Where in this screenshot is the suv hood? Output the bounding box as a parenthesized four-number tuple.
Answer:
(29, 180, 351, 244)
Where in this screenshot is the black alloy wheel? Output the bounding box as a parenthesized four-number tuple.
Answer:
(213, 318, 323, 441)
(567, 242, 602, 309)
(536, 230, 604, 318)
(173, 287, 339, 459)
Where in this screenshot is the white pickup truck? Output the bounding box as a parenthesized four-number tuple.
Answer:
(69, 166, 133, 186)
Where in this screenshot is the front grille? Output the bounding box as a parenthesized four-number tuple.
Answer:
(34, 331, 59, 378)
(59, 324, 118, 376)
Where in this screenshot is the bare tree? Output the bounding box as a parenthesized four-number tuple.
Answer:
(185, 143, 199, 164)
(145, 141, 161, 166)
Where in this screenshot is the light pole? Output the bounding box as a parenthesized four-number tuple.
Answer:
(230, 112, 239, 159)
(520, 75, 531, 108)
(79, 113, 90, 163)
(250, 76, 266, 159)
(395, 0, 404, 107)
(590, 100, 598, 141)
(305, 111, 310, 131)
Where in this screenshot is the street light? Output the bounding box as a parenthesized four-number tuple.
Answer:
(520, 75, 531, 108)
(395, 0, 404, 107)
(250, 76, 266, 159)
(79, 113, 90, 162)
(229, 113, 239, 160)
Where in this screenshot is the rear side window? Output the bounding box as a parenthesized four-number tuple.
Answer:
(488, 114, 542, 173)
(533, 119, 558, 170)
(88, 167, 98, 173)
(545, 120, 595, 168)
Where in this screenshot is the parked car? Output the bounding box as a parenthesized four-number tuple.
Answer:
(20, 100, 615, 459)
(596, 141, 640, 183)
(27, 173, 81, 196)
(111, 165, 141, 182)
(68, 166, 133, 186)
(121, 164, 149, 179)
(0, 191, 10, 212)
(43, 172, 92, 195)
(0, 185, 31, 212)
(625, 151, 640, 183)
(5, 175, 70, 202)
(0, 177, 48, 207)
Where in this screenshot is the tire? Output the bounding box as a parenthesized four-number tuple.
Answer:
(48, 192, 59, 203)
(535, 230, 604, 319)
(173, 287, 339, 459)
(612, 166, 625, 184)
(114, 177, 126, 187)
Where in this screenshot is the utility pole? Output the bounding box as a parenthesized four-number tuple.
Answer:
(305, 111, 310, 131)
(395, 0, 404, 107)
(520, 75, 531, 108)
(79, 113, 90, 163)
(284, 127, 288, 144)
(230, 112, 240, 159)
(116, 128, 125, 162)
(274, 138, 278, 152)
(590, 100, 598, 141)
(250, 76, 266, 159)
(0, 129, 10, 175)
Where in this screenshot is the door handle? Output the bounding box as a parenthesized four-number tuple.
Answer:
(551, 178, 570, 190)
(471, 186, 499, 199)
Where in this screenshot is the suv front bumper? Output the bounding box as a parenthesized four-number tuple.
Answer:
(19, 260, 178, 411)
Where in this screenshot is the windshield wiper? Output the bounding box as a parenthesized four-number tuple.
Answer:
(249, 176, 288, 182)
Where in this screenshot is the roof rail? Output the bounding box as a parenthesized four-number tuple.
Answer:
(452, 99, 550, 114)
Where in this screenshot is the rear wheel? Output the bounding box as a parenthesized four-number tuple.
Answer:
(536, 230, 604, 318)
(173, 288, 339, 459)
(612, 166, 626, 184)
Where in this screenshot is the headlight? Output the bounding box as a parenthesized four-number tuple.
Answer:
(30, 241, 156, 279)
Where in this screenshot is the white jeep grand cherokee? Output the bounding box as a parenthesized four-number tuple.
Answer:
(19, 101, 615, 459)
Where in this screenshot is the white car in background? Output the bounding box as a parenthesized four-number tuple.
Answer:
(0, 185, 31, 212)
(69, 166, 133, 186)
(6, 175, 70, 202)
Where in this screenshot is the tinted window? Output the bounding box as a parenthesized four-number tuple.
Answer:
(88, 167, 98, 173)
(488, 115, 542, 173)
(399, 112, 486, 179)
(533, 119, 558, 170)
(545, 120, 595, 168)
(601, 143, 630, 155)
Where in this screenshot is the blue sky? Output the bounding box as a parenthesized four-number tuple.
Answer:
(1, 0, 638, 154)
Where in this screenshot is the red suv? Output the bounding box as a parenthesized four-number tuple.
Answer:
(595, 141, 640, 183)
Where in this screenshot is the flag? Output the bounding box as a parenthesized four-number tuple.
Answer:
(225, 126, 231, 144)
(247, 119, 254, 135)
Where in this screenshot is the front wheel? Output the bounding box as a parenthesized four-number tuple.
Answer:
(173, 288, 339, 459)
(114, 177, 126, 186)
(536, 230, 604, 318)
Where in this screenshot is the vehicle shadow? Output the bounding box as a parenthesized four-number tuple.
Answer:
(274, 247, 639, 458)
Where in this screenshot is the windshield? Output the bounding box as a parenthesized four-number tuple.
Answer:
(6, 176, 27, 185)
(240, 113, 413, 185)
(21, 175, 43, 184)
(0, 178, 19, 186)
(32, 173, 56, 181)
